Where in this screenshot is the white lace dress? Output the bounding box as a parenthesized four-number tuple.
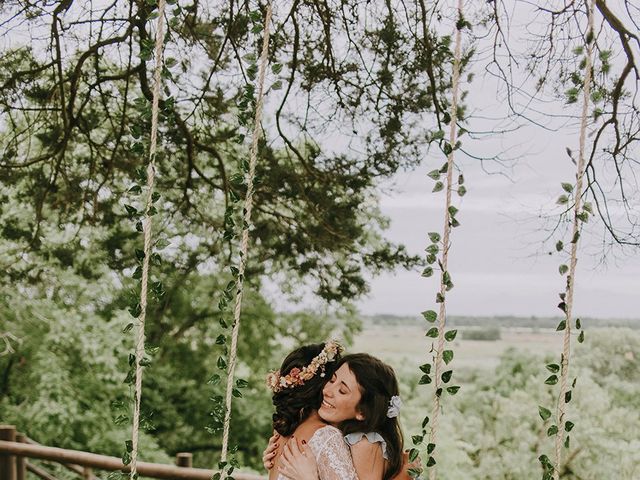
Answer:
(277, 425, 358, 480)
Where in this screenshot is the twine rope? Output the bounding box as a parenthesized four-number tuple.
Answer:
(219, 1, 273, 467)
(130, 0, 166, 477)
(428, 2, 463, 479)
(553, 1, 595, 478)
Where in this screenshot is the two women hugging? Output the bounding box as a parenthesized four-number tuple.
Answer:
(262, 341, 422, 480)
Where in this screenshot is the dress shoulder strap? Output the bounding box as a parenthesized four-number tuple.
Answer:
(344, 431, 388, 460)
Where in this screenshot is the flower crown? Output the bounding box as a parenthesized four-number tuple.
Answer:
(266, 340, 344, 393)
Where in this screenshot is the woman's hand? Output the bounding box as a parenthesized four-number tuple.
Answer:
(262, 432, 280, 470)
(278, 437, 319, 480)
(392, 450, 423, 480)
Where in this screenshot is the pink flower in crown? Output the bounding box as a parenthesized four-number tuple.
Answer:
(266, 371, 281, 391)
(288, 367, 301, 380)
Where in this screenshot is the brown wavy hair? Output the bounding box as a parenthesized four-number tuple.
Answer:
(337, 353, 404, 480)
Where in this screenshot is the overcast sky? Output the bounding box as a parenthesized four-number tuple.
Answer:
(356, 60, 640, 320)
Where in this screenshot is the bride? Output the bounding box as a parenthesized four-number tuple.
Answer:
(263, 341, 420, 480)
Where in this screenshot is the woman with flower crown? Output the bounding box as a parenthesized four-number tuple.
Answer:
(263, 342, 417, 480)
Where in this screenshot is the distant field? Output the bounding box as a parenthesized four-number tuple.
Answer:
(352, 324, 565, 370)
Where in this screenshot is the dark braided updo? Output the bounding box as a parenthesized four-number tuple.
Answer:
(271, 343, 341, 436)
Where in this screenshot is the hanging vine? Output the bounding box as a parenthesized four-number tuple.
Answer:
(412, 2, 469, 478)
(118, 0, 169, 478)
(537, 1, 596, 479)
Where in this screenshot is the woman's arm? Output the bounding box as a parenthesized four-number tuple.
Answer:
(350, 439, 385, 480)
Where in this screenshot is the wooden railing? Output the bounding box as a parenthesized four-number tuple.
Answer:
(0, 426, 266, 480)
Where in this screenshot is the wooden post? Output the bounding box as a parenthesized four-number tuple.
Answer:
(176, 453, 192, 468)
(15, 433, 26, 480)
(83, 466, 93, 480)
(176, 453, 192, 480)
(0, 425, 17, 480)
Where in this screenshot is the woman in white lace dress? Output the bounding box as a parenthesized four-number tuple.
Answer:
(264, 344, 414, 480)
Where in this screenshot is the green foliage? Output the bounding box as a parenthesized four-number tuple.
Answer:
(399, 329, 640, 479)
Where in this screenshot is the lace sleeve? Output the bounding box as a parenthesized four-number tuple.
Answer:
(308, 426, 359, 480)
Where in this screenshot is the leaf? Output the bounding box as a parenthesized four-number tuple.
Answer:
(583, 202, 593, 214)
(411, 434, 423, 445)
(443, 350, 454, 364)
(564, 436, 570, 449)
(409, 448, 420, 462)
(565, 390, 572, 403)
(426, 254, 437, 264)
(458, 174, 464, 185)
(457, 186, 467, 196)
(441, 370, 453, 383)
(546, 363, 560, 373)
(122, 323, 134, 334)
(577, 211, 589, 222)
(215, 334, 226, 345)
(419, 374, 432, 385)
(436, 292, 445, 303)
(557, 195, 569, 205)
(561, 182, 573, 193)
(576, 318, 581, 329)
(557, 302, 567, 313)
(544, 375, 558, 385)
(236, 378, 249, 388)
(132, 266, 142, 279)
(124, 204, 138, 217)
(155, 238, 170, 249)
(271, 80, 283, 90)
(426, 244, 439, 255)
(555, 240, 564, 252)
(439, 162, 448, 173)
(421, 416, 429, 428)
(128, 303, 141, 318)
(128, 184, 142, 195)
(556, 320, 567, 331)
(559, 264, 569, 275)
(432, 181, 444, 193)
(444, 329, 457, 341)
(448, 206, 458, 217)
(217, 356, 227, 370)
(451, 217, 461, 227)
(565, 421, 575, 432)
(271, 63, 283, 74)
(578, 331, 585, 343)
(426, 456, 436, 467)
(427, 443, 436, 454)
(428, 232, 441, 243)
(547, 425, 558, 436)
(538, 406, 552, 421)
(419, 363, 431, 374)
(426, 327, 439, 338)
(427, 170, 441, 180)
(422, 310, 437, 323)
(232, 388, 243, 398)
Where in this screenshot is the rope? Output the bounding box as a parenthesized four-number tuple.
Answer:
(219, 1, 273, 467)
(130, 1, 166, 478)
(553, 1, 594, 477)
(428, 2, 463, 478)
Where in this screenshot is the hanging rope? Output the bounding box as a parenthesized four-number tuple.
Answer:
(219, 1, 273, 466)
(428, 2, 463, 479)
(129, 0, 166, 478)
(553, 1, 594, 478)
